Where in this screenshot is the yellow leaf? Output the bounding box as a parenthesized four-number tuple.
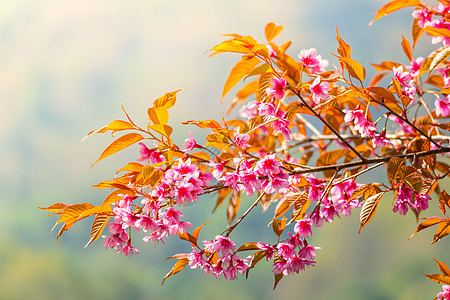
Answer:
(152, 89, 181, 109)
(149, 124, 173, 138)
(182, 119, 222, 129)
(91, 133, 143, 167)
(370, 0, 421, 25)
(221, 57, 260, 101)
(265, 22, 283, 42)
(83, 120, 135, 141)
(148, 107, 169, 125)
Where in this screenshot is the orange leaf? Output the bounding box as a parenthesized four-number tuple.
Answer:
(386, 157, 405, 185)
(370, 0, 421, 25)
(265, 23, 283, 42)
(422, 273, 450, 285)
(272, 217, 287, 238)
(359, 192, 384, 234)
(148, 107, 169, 125)
(289, 192, 310, 225)
(85, 214, 111, 248)
(401, 35, 413, 61)
(409, 217, 445, 239)
(56, 203, 95, 226)
(412, 18, 424, 48)
(246, 115, 278, 134)
(336, 28, 351, 58)
(221, 57, 260, 101)
(339, 57, 366, 82)
(368, 86, 397, 102)
(434, 258, 450, 276)
(370, 61, 402, 72)
(257, 72, 273, 102)
(425, 27, 450, 39)
(161, 258, 189, 286)
(432, 221, 450, 244)
(152, 89, 181, 109)
(273, 273, 284, 290)
(272, 194, 296, 221)
(91, 133, 143, 167)
(115, 162, 144, 176)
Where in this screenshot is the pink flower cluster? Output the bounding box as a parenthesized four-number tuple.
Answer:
(438, 285, 450, 300)
(138, 142, 165, 164)
(102, 194, 194, 254)
(393, 184, 431, 215)
(187, 235, 251, 280)
(413, 4, 450, 46)
(218, 155, 290, 197)
(298, 48, 329, 74)
(393, 66, 416, 101)
(344, 109, 377, 138)
(257, 232, 319, 276)
(151, 158, 213, 204)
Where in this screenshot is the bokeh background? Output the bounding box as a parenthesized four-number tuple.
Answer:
(1, 0, 449, 299)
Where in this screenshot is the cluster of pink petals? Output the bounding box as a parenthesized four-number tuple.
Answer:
(393, 184, 431, 215)
(310, 77, 330, 105)
(412, 8, 432, 28)
(218, 155, 290, 197)
(266, 76, 287, 100)
(151, 158, 213, 204)
(438, 285, 450, 300)
(233, 132, 251, 149)
(181, 131, 199, 153)
(257, 234, 318, 276)
(298, 48, 321, 68)
(187, 236, 251, 280)
(138, 142, 165, 164)
(435, 96, 450, 117)
(407, 57, 424, 78)
(344, 109, 377, 138)
(413, 6, 450, 46)
(330, 180, 361, 216)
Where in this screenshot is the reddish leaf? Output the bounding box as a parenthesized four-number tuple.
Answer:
(273, 194, 296, 221)
(273, 273, 284, 290)
(370, 0, 421, 25)
(161, 258, 189, 286)
(192, 220, 212, 244)
(420, 178, 438, 195)
(246, 250, 267, 278)
(177, 231, 198, 247)
(91, 133, 143, 167)
(386, 157, 405, 185)
(359, 192, 385, 234)
(227, 191, 241, 225)
(289, 192, 310, 225)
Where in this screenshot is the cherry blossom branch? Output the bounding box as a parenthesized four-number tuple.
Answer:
(290, 146, 450, 175)
(288, 87, 367, 161)
(372, 98, 442, 148)
(332, 162, 385, 186)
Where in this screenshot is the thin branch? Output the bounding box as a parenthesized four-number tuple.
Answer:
(290, 146, 450, 175)
(289, 86, 367, 161)
(333, 162, 385, 186)
(224, 192, 265, 236)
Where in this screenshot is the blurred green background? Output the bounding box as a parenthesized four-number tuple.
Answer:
(1, 0, 449, 299)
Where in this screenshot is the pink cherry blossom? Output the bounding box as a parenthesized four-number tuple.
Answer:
(412, 8, 432, 28)
(393, 66, 412, 87)
(294, 219, 313, 238)
(277, 242, 295, 259)
(416, 194, 431, 211)
(257, 242, 275, 260)
(233, 132, 251, 149)
(310, 77, 330, 104)
(298, 48, 321, 68)
(437, 285, 450, 300)
(266, 76, 287, 99)
(435, 96, 450, 117)
(393, 184, 414, 215)
(407, 57, 424, 77)
(181, 131, 199, 153)
(272, 118, 291, 140)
